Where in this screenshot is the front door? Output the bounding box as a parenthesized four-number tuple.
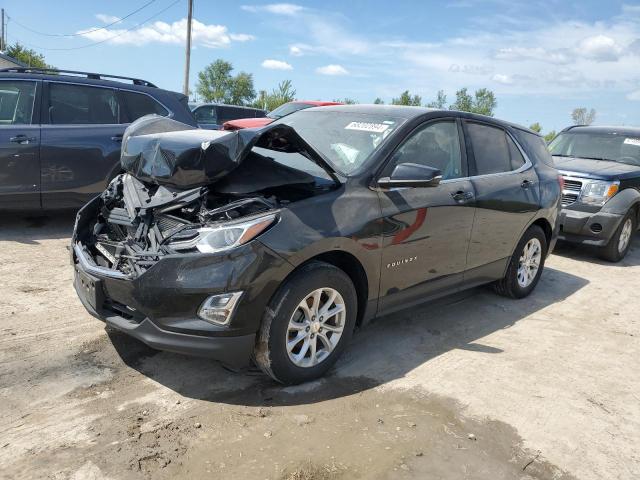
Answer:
(377, 119, 476, 315)
(462, 121, 540, 285)
(0, 80, 41, 210)
(40, 81, 124, 209)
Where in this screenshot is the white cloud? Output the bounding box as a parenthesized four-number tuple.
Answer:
(261, 59, 293, 70)
(578, 35, 623, 62)
(77, 18, 253, 48)
(95, 14, 120, 24)
(492, 73, 513, 85)
(627, 90, 640, 101)
(289, 45, 304, 56)
(241, 3, 304, 15)
(316, 64, 349, 76)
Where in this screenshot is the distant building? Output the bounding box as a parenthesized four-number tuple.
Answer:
(0, 52, 27, 69)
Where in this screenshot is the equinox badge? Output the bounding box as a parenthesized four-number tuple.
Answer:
(386, 256, 418, 269)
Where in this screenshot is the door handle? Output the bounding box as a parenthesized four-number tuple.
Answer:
(451, 190, 474, 203)
(521, 180, 532, 189)
(111, 135, 123, 142)
(9, 135, 37, 144)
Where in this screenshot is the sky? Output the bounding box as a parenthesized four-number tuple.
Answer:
(3, 0, 640, 133)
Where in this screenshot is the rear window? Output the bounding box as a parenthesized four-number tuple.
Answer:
(217, 106, 261, 123)
(194, 106, 217, 124)
(49, 83, 118, 124)
(120, 90, 168, 122)
(467, 123, 512, 175)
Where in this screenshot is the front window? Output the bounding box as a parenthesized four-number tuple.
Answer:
(267, 102, 312, 119)
(549, 131, 640, 166)
(275, 110, 405, 175)
(0, 81, 36, 125)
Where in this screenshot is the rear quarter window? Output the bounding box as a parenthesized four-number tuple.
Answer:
(120, 90, 168, 123)
(513, 129, 555, 167)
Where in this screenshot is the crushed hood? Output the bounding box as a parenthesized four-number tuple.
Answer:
(121, 115, 337, 189)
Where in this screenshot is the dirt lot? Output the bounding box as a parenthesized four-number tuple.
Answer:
(1, 212, 639, 480)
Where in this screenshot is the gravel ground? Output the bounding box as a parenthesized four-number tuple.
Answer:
(0, 212, 638, 480)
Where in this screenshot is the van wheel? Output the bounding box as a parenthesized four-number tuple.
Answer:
(494, 225, 547, 299)
(254, 261, 357, 385)
(599, 210, 636, 262)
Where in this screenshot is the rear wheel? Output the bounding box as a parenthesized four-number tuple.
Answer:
(254, 261, 357, 384)
(599, 210, 636, 262)
(494, 225, 547, 299)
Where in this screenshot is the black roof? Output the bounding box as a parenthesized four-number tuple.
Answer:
(190, 102, 265, 111)
(563, 125, 640, 136)
(306, 104, 538, 135)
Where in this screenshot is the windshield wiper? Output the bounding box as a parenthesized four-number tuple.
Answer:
(552, 154, 574, 158)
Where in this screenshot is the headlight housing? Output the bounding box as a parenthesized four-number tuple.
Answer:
(579, 180, 619, 206)
(195, 213, 277, 254)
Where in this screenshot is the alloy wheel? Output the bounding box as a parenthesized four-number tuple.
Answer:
(618, 218, 633, 254)
(517, 238, 542, 288)
(286, 288, 346, 368)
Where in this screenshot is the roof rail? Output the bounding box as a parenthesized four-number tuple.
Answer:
(0, 67, 157, 87)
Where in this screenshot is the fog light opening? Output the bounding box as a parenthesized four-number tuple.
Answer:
(590, 223, 603, 234)
(198, 292, 243, 325)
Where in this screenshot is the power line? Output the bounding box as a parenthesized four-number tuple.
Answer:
(8, 0, 181, 51)
(7, 0, 157, 37)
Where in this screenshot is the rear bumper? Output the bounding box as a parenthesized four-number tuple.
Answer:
(558, 208, 623, 246)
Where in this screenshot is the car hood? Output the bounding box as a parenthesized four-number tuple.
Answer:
(223, 117, 274, 130)
(121, 115, 337, 189)
(553, 155, 640, 180)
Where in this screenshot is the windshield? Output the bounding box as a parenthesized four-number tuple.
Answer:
(275, 110, 405, 175)
(549, 131, 640, 166)
(267, 102, 312, 119)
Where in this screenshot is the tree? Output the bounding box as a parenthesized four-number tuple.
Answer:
(449, 87, 497, 117)
(426, 90, 447, 109)
(5, 43, 52, 68)
(544, 131, 557, 143)
(529, 122, 542, 133)
(196, 59, 256, 105)
(571, 108, 596, 125)
(252, 80, 296, 112)
(334, 98, 358, 104)
(373, 97, 384, 104)
(392, 90, 422, 106)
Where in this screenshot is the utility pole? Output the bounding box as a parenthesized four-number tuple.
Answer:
(1, 9, 5, 52)
(183, 0, 193, 97)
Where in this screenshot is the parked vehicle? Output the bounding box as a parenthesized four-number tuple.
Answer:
(72, 105, 561, 384)
(190, 102, 266, 130)
(222, 100, 342, 130)
(550, 125, 640, 261)
(0, 68, 197, 211)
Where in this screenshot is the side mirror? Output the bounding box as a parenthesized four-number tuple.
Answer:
(377, 163, 442, 189)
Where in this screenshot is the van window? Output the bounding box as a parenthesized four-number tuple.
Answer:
(194, 106, 217, 124)
(120, 90, 168, 122)
(0, 81, 36, 125)
(49, 83, 118, 124)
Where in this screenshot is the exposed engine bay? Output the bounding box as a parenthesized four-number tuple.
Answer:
(74, 115, 338, 278)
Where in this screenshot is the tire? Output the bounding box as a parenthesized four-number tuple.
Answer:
(494, 225, 547, 299)
(599, 210, 636, 262)
(254, 261, 357, 384)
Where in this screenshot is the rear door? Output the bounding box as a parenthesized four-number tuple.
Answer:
(463, 121, 540, 285)
(377, 119, 476, 314)
(0, 79, 41, 210)
(40, 81, 124, 209)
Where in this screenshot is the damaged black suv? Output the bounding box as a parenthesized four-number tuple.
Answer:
(72, 105, 561, 384)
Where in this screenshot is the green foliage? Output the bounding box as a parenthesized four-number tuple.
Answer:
(449, 87, 497, 117)
(529, 122, 542, 133)
(196, 59, 256, 105)
(334, 98, 358, 104)
(5, 43, 52, 69)
(252, 80, 296, 112)
(544, 130, 557, 143)
(571, 107, 596, 125)
(426, 90, 447, 109)
(392, 90, 422, 106)
(373, 97, 385, 104)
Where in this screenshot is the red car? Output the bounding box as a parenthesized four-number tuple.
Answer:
(222, 100, 342, 130)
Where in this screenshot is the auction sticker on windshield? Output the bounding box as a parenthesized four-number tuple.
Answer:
(623, 138, 640, 147)
(345, 122, 390, 133)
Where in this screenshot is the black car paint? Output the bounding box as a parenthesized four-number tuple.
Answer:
(72, 106, 560, 366)
(0, 72, 197, 211)
(554, 126, 640, 246)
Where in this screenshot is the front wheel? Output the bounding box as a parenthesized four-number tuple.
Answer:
(599, 210, 636, 262)
(254, 261, 357, 384)
(494, 225, 547, 299)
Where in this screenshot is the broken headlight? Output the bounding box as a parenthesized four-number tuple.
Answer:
(195, 213, 277, 254)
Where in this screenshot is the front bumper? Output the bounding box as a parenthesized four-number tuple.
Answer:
(558, 208, 623, 246)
